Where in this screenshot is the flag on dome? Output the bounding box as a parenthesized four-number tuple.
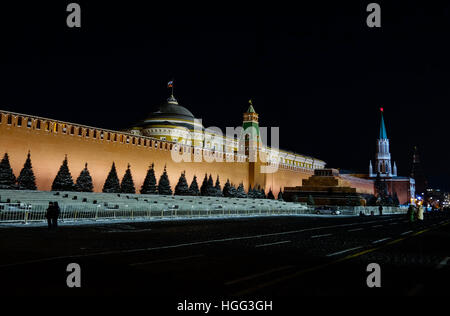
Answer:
(168, 80, 173, 88)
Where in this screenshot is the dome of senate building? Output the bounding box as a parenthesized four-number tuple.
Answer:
(146, 95, 195, 121)
(132, 94, 203, 141)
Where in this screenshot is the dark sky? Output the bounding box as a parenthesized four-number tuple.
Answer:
(0, 1, 449, 190)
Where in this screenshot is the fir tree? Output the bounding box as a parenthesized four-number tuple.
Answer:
(214, 175, 223, 197)
(247, 185, 256, 199)
(102, 162, 121, 193)
(75, 163, 93, 192)
(200, 174, 209, 196)
(200, 174, 216, 196)
(257, 185, 266, 199)
(51, 155, 75, 191)
(0, 153, 16, 189)
(277, 188, 284, 201)
(140, 163, 158, 194)
(236, 183, 247, 198)
(175, 171, 190, 196)
(188, 175, 200, 196)
(393, 191, 400, 206)
(17, 151, 36, 190)
(229, 183, 237, 198)
(120, 164, 136, 194)
(267, 188, 275, 200)
(222, 179, 233, 197)
(158, 165, 172, 195)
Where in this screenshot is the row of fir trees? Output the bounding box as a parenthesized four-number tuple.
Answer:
(0, 153, 283, 200)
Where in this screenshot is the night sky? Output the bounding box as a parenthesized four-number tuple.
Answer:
(0, 2, 449, 189)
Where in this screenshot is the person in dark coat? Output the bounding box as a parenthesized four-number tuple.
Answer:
(52, 201, 60, 229)
(45, 202, 54, 230)
(378, 205, 383, 216)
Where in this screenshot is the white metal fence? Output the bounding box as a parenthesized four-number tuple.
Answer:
(0, 203, 310, 223)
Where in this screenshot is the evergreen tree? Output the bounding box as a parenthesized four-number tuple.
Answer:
(257, 185, 266, 199)
(200, 174, 208, 196)
(214, 175, 223, 197)
(236, 183, 247, 198)
(267, 188, 275, 200)
(175, 171, 190, 196)
(75, 162, 93, 192)
(0, 153, 16, 189)
(51, 155, 75, 191)
(17, 151, 36, 190)
(277, 188, 284, 201)
(102, 162, 121, 193)
(188, 175, 200, 196)
(222, 179, 233, 197)
(247, 185, 256, 199)
(200, 174, 216, 196)
(229, 183, 237, 198)
(140, 163, 158, 194)
(393, 192, 400, 206)
(120, 164, 136, 194)
(158, 165, 172, 195)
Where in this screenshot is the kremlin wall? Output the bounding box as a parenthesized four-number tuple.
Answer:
(0, 96, 326, 198)
(0, 93, 415, 204)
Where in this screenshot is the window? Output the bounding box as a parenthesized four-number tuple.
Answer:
(45, 122, 50, 131)
(78, 128, 82, 136)
(132, 137, 135, 145)
(107, 133, 111, 141)
(85, 129, 89, 137)
(7, 115, 12, 125)
(17, 117, 22, 126)
(93, 130, 97, 138)
(36, 120, 41, 129)
(126, 136, 130, 144)
(62, 124, 67, 133)
(54, 123, 58, 133)
(70, 126, 75, 135)
(100, 131, 104, 140)
(27, 119, 32, 128)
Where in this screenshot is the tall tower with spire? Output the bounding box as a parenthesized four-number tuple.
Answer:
(370, 108, 396, 177)
(242, 100, 260, 157)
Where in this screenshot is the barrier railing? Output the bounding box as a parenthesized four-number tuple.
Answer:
(0, 203, 310, 224)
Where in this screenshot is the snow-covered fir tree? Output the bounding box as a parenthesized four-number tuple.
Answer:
(158, 165, 172, 195)
(75, 162, 93, 192)
(214, 175, 223, 197)
(120, 164, 136, 194)
(17, 151, 36, 190)
(201, 174, 215, 196)
(175, 171, 190, 196)
(102, 162, 121, 193)
(236, 183, 247, 198)
(188, 175, 200, 196)
(0, 153, 16, 189)
(277, 188, 284, 201)
(267, 188, 275, 200)
(222, 179, 233, 197)
(51, 155, 75, 191)
(140, 163, 158, 194)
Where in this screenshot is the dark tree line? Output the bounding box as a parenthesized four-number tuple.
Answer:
(0, 153, 285, 200)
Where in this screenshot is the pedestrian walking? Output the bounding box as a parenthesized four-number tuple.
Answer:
(378, 205, 383, 216)
(52, 201, 60, 229)
(45, 202, 54, 230)
(417, 204, 424, 221)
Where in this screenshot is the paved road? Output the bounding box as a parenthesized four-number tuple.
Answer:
(1, 212, 449, 296)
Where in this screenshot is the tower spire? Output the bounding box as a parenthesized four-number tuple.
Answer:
(379, 107, 387, 139)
